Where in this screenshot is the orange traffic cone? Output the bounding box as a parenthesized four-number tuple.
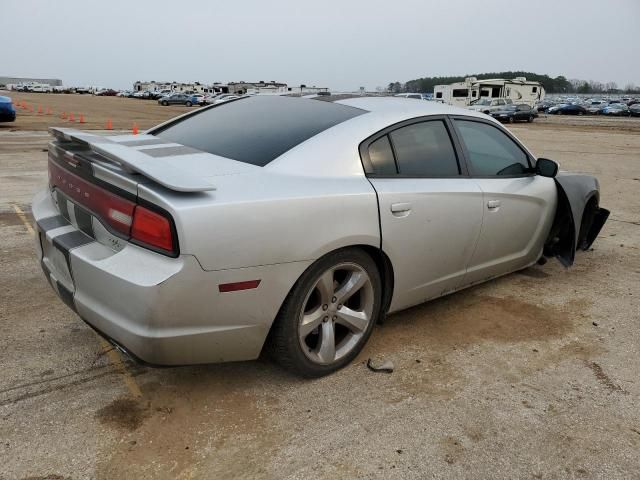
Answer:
(106, 118, 113, 130)
(132, 123, 139, 135)
(68, 112, 75, 122)
(79, 114, 85, 124)
(20, 101, 26, 110)
(46, 107, 53, 115)
(37, 105, 43, 115)
(61, 111, 67, 119)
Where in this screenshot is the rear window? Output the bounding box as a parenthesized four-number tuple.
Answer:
(153, 96, 366, 166)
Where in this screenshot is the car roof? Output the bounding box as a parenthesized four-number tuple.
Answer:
(334, 96, 488, 120)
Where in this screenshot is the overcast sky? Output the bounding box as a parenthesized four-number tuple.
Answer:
(3, 0, 639, 91)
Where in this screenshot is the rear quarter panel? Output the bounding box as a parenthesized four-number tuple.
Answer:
(138, 172, 380, 271)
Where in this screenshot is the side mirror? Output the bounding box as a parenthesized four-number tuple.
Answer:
(536, 158, 559, 178)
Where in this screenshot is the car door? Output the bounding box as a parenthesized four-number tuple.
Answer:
(451, 117, 557, 285)
(361, 117, 484, 312)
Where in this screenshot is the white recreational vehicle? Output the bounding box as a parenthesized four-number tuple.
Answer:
(434, 77, 544, 110)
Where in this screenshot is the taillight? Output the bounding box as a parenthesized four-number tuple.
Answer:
(49, 158, 135, 236)
(131, 205, 175, 254)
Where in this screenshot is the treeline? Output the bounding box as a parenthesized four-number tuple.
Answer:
(387, 71, 639, 94)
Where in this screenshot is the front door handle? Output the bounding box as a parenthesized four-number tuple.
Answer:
(391, 202, 412, 215)
(487, 200, 501, 210)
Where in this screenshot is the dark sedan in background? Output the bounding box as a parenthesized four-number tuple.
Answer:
(490, 104, 536, 123)
(158, 93, 196, 106)
(548, 104, 587, 115)
(0, 96, 16, 122)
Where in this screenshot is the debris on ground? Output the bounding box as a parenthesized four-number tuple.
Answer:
(366, 358, 394, 373)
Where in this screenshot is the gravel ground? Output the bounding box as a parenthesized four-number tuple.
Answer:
(0, 110, 639, 480)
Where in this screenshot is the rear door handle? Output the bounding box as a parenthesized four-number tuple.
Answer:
(391, 202, 412, 215)
(487, 200, 501, 209)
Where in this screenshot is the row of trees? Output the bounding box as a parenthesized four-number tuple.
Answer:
(387, 71, 639, 94)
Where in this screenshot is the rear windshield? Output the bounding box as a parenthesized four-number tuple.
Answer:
(152, 96, 366, 166)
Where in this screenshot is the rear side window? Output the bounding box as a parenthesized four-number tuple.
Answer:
(389, 121, 459, 176)
(368, 136, 396, 175)
(454, 120, 530, 176)
(153, 96, 365, 166)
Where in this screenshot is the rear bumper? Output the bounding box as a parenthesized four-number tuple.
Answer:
(32, 189, 310, 365)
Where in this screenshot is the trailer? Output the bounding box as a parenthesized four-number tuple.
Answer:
(434, 77, 545, 109)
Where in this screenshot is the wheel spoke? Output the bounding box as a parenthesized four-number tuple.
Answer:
(316, 320, 336, 363)
(299, 308, 325, 338)
(315, 269, 335, 304)
(334, 270, 367, 305)
(335, 306, 369, 333)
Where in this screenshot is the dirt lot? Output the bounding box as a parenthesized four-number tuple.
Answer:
(1, 97, 639, 479)
(1, 91, 193, 131)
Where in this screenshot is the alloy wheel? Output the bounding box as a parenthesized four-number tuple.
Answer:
(298, 262, 374, 365)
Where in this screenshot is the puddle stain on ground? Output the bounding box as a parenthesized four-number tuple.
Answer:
(95, 397, 150, 430)
(96, 369, 283, 479)
(369, 293, 577, 353)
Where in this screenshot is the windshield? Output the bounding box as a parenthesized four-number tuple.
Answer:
(473, 99, 492, 106)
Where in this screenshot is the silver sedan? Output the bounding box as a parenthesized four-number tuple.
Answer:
(32, 96, 609, 376)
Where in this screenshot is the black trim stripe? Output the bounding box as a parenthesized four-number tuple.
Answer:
(52, 230, 93, 265)
(142, 145, 200, 157)
(118, 138, 167, 147)
(37, 215, 69, 232)
(41, 259, 76, 312)
(57, 282, 76, 311)
(56, 190, 70, 220)
(74, 205, 94, 237)
(40, 260, 53, 287)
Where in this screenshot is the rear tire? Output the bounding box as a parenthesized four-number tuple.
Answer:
(508, 116, 514, 124)
(185, 101, 192, 107)
(527, 115, 533, 123)
(268, 248, 382, 377)
(161, 101, 168, 106)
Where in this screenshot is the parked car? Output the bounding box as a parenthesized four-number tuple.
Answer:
(95, 89, 118, 96)
(190, 94, 205, 105)
(212, 94, 240, 104)
(548, 104, 587, 115)
(0, 96, 16, 122)
(204, 93, 236, 105)
(151, 89, 173, 99)
(34, 97, 610, 376)
(31, 84, 53, 93)
(158, 93, 196, 106)
(536, 101, 554, 112)
(629, 104, 640, 117)
(490, 104, 535, 123)
(468, 98, 514, 114)
(600, 104, 630, 116)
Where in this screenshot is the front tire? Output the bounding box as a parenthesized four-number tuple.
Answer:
(527, 115, 534, 123)
(268, 248, 382, 377)
(185, 101, 192, 107)
(161, 101, 168, 106)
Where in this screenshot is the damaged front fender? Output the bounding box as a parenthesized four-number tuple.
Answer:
(544, 172, 610, 267)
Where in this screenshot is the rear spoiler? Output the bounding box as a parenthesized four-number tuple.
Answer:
(49, 127, 216, 192)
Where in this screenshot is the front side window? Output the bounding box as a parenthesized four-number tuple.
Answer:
(454, 120, 530, 176)
(389, 121, 459, 176)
